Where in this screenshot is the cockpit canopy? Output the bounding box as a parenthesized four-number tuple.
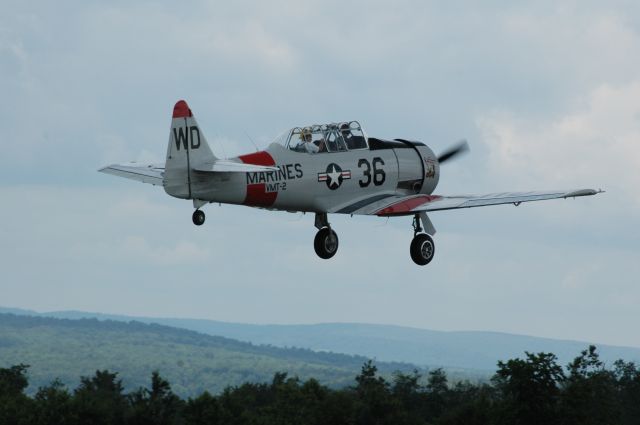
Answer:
(274, 121, 368, 153)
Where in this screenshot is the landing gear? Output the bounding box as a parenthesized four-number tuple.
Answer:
(314, 228, 339, 259)
(410, 233, 435, 265)
(192, 209, 205, 226)
(410, 213, 436, 266)
(314, 213, 339, 259)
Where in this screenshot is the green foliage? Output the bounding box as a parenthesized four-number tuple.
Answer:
(3, 314, 640, 425)
(1, 346, 640, 425)
(560, 345, 620, 425)
(491, 351, 565, 425)
(33, 380, 75, 425)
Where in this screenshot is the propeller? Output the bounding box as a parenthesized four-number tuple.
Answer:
(437, 140, 469, 164)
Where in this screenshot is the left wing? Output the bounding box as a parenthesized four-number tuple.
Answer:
(339, 189, 602, 216)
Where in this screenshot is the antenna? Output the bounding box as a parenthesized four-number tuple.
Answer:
(244, 131, 259, 152)
(214, 131, 228, 159)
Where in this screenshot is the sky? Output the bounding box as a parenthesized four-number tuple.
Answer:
(1, 1, 639, 347)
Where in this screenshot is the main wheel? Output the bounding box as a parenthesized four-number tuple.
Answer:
(314, 227, 339, 259)
(192, 209, 205, 226)
(410, 233, 435, 266)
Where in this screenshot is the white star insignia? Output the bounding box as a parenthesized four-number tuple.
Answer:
(327, 165, 342, 188)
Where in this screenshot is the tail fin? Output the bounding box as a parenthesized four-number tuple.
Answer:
(164, 100, 217, 199)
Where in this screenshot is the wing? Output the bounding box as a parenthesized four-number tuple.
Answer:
(99, 163, 165, 186)
(339, 189, 602, 216)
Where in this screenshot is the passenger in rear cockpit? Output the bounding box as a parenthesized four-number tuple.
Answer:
(315, 137, 327, 153)
(341, 123, 366, 150)
(340, 123, 355, 149)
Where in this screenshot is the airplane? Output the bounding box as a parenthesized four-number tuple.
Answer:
(100, 100, 602, 266)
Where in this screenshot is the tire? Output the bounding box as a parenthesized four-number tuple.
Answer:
(410, 233, 435, 266)
(192, 210, 205, 226)
(314, 228, 339, 259)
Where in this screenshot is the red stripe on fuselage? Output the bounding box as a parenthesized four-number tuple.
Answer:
(238, 151, 276, 166)
(245, 184, 278, 207)
(375, 195, 442, 216)
(238, 151, 277, 207)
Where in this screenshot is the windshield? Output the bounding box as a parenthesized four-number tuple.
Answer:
(272, 130, 291, 147)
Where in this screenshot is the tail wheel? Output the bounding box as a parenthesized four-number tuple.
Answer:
(192, 209, 205, 226)
(314, 227, 339, 259)
(410, 233, 435, 266)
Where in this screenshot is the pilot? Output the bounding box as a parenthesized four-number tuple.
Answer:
(297, 129, 321, 153)
(295, 132, 318, 153)
(340, 123, 354, 149)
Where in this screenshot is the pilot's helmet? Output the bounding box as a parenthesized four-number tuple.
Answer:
(339, 123, 351, 136)
(300, 128, 312, 142)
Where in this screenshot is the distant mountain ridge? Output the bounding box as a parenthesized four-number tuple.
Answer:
(0, 312, 416, 398)
(3, 306, 639, 371)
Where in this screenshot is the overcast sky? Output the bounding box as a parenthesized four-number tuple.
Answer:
(1, 1, 639, 347)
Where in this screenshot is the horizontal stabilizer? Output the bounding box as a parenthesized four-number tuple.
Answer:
(194, 160, 279, 173)
(99, 163, 164, 186)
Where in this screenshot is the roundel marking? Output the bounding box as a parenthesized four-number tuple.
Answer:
(317, 163, 351, 190)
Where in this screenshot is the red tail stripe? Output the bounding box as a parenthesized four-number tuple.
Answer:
(173, 100, 192, 118)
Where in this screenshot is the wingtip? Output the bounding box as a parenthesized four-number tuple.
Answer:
(172, 100, 192, 118)
(563, 189, 604, 198)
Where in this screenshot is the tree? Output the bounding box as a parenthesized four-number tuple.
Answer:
(184, 391, 221, 425)
(0, 363, 30, 396)
(352, 361, 399, 425)
(613, 360, 640, 425)
(0, 364, 33, 425)
(425, 368, 448, 419)
(73, 370, 127, 425)
(492, 352, 564, 425)
(127, 371, 184, 425)
(560, 346, 620, 425)
(32, 379, 76, 425)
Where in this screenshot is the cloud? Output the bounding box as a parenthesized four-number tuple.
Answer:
(477, 81, 640, 207)
(121, 236, 211, 266)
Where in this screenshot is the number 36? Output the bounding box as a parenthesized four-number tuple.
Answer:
(358, 157, 386, 187)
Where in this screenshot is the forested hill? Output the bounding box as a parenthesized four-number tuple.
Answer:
(4, 307, 639, 371)
(0, 313, 416, 398)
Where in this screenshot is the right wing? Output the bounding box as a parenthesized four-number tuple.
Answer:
(337, 189, 602, 216)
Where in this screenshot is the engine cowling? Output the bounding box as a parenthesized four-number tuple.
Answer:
(391, 141, 439, 195)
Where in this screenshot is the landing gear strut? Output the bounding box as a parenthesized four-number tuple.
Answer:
(314, 213, 339, 259)
(192, 209, 205, 226)
(410, 213, 435, 266)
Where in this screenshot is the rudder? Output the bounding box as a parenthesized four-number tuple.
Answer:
(164, 100, 217, 199)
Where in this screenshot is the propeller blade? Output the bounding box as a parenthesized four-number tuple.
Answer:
(438, 140, 469, 164)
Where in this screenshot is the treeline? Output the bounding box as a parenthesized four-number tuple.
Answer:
(1, 346, 640, 425)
